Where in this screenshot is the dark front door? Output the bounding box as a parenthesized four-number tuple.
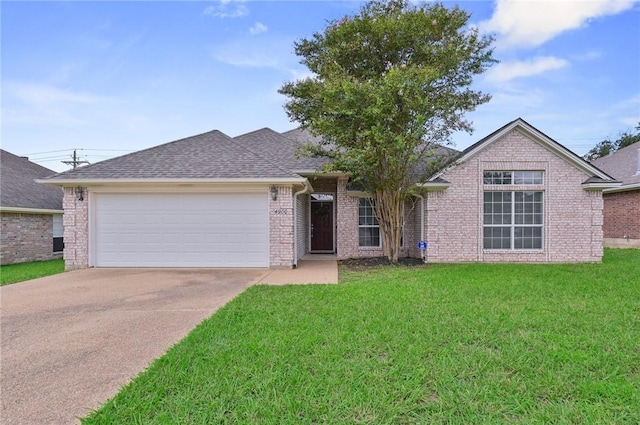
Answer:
(311, 201, 334, 252)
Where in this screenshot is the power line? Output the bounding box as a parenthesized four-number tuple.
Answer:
(61, 149, 89, 169)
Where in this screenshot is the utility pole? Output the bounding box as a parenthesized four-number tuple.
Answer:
(62, 149, 89, 169)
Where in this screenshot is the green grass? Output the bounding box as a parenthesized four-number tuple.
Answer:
(0, 258, 64, 286)
(83, 249, 640, 424)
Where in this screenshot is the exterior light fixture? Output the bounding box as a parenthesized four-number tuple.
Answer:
(270, 186, 278, 201)
(76, 187, 84, 201)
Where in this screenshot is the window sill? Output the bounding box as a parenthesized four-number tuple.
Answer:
(483, 249, 544, 253)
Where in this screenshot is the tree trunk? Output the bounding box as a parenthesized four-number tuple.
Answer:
(373, 190, 404, 263)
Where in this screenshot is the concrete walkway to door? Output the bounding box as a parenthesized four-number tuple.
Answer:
(0, 268, 266, 425)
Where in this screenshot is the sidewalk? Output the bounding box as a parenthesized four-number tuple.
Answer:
(256, 259, 338, 285)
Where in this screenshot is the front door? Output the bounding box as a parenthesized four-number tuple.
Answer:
(310, 198, 334, 252)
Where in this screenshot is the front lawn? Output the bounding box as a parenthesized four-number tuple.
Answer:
(83, 249, 640, 424)
(0, 258, 64, 286)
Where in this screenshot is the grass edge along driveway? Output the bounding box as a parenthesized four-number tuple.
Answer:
(84, 249, 640, 424)
(0, 258, 64, 286)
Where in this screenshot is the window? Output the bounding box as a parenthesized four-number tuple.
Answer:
(53, 214, 64, 253)
(358, 198, 380, 247)
(484, 191, 543, 250)
(484, 171, 543, 185)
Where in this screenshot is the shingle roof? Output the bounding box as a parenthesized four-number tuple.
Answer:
(235, 127, 329, 172)
(1, 149, 63, 210)
(41, 130, 302, 182)
(592, 141, 640, 187)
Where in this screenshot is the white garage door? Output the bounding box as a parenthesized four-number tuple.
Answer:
(93, 193, 269, 267)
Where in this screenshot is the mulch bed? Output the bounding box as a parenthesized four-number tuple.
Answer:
(338, 256, 426, 271)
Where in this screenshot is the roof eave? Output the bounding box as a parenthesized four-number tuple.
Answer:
(36, 177, 308, 187)
(0, 206, 63, 214)
(582, 182, 623, 191)
(602, 182, 640, 193)
(415, 182, 451, 191)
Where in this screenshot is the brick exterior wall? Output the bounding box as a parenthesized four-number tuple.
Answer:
(425, 129, 604, 263)
(0, 212, 60, 265)
(335, 177, 418, 260)
(62, 187, 89, 270)
(269, 185, 295, 268)
(602, 189, 640, 247)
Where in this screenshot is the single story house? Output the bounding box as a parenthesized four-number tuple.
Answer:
(1, 149, 64, 265)
(592, 141, 640, 248)
(39, 118, 619, 270)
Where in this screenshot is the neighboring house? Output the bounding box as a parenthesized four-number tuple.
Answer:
(1, 150, 64, 265)
(592, 142, 640, 248)
(39, 118, 619, 270)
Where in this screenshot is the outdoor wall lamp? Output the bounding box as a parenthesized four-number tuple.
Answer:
(75, 187, 84, 201)
(270, 186, 278, 201)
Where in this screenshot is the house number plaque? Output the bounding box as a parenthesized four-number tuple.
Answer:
(274, 209, 289, 215)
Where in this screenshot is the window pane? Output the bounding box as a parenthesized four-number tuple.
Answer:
(484, 226, 511, 249)
(358, 198, 380, 247)
(359, 227, 380, 247)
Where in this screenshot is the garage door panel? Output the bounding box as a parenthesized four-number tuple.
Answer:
(94, 193, 268, 267)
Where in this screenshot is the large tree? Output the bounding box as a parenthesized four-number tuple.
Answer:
(279, 0, 496, 262)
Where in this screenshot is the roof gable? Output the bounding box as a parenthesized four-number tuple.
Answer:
(0, 149, 63, 211)
(432, 118, 617, 183)
(41, 130, 303, 184)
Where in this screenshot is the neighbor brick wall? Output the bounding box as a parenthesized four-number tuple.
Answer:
(426, 129, 604, 263)
(269, 185, 295, 268)
(62, 187, 89, 270)
(0, 212, 59, 265)
(603, 189, 640, 240)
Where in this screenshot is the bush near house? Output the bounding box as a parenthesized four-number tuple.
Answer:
(83, 249, 640, 424)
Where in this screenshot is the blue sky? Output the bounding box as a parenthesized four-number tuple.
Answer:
(2, 0, 639, 172)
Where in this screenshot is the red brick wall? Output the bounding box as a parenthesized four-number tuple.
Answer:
(603, 190, 640, 239)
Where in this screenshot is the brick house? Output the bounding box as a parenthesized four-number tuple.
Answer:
(39, 118, 619, 270)
(1, 150, 64, 265)
(592, 141, 640, 248)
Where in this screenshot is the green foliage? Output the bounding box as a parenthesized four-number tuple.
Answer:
(585, 122, 640, 161)
(82, 249, 640, 424)
(0, 259, 64, 286)
(280, 0, 496, 261)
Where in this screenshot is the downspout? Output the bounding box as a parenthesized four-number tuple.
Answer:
(293, 179, 312, 268)
(415, 193, 425, 262)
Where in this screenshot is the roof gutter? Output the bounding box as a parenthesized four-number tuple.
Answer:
(0, 206, 64, 214)
(35, 177, 308, 187)
(602, 182, 640, 194)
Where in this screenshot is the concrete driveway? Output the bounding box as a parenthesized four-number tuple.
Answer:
(0, 268, 267, 425)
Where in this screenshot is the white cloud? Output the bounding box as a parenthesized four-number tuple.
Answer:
(6, 82, 108, 106)
(212, 37, 294, 69)
(203, 0, 249, 19)
(485, 56, 570, 83)
(480, 0, 636, 49)
(3, 81, 111, 126)
(571, 49, 604, 61)
(249, 22, 268, 35)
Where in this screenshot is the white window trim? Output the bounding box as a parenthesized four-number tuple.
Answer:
(358, 198, 382, 248)
(483, 191, 544, 251)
